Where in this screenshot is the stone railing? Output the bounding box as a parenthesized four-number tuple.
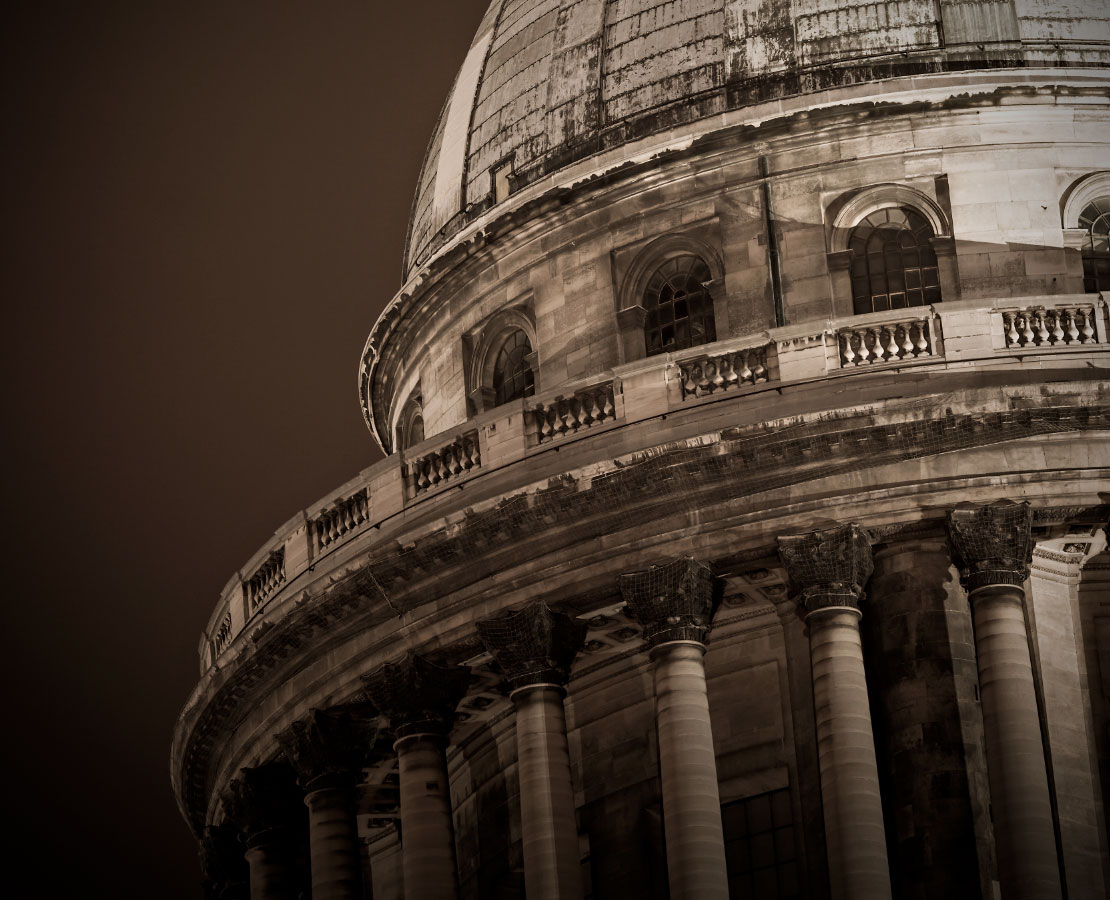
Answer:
(1001, 303, 1100, 349)
(200, 293, 1108, 669)
(405, 430, 482, 497)
(677, 343, 771, 399)
(837, 312, 936, 367)
(526, 381, 618, 445)
(245, 549, 286, 614)
(312, 488, 370, 555)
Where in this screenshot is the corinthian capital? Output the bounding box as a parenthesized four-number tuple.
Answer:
(222, 762, 303, 847)
(200, 824, 248, 900)
(617, 557, 717, 646)
(362, 653, 470, 739)
(276, 703, 381, 791)
(946, 500, 1033, 592)
(777, 523, 873, 615)
(476, 600, 587, 689)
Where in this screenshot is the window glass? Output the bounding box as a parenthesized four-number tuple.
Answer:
(492, 330, 535, 405)
(644, 255, 717, 356)
(848, 207, 941, 314)
(722, 787, 800, 899)
(1080, 197, 1110, 294)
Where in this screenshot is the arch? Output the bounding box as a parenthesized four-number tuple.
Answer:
(1061, 171, 1110, 229)
(846, 207, 942, 314)
(829, 183, 950, 251)
(467, 305, 538, 413)
(617, 232, 725, 315)
(396, 388, 424, 451)
(642, 254, 718, 355)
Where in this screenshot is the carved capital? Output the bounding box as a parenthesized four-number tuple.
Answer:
(476, 600, 587, 689)
(777, 523, 873, 615)
(276, 703, 381, 791)
(200, 824, 248, 900)
(946, 500, 1033, 593)
(362, 653, 470, 739)
(618, 557, 717, 646)
(222, 763, 303, 848)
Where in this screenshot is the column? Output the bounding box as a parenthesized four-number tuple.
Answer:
(200, 824, 249, 900)
(363, 653, 470, 900)
(476, 600, 587, 900)
(618, 557, 729, 900)
(777, 523, 891, 900)
(223, 763, 306, 900)
(947, 501, 1063, 900)
(277, 703, 380, 900)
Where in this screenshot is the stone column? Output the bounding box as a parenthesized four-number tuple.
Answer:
(363, 653, 470, 900)
(200, 824, 249, 900)
(778, 523, 891, 900)
(477, 600, 587, 900)
(947, 501, 1063, 900)
(223, 763, 306, 900)
(277, 703, 380, 900)
(618, 557, 729, 900)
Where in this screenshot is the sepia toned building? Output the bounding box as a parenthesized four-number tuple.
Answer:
(172, 1, 1110, 898)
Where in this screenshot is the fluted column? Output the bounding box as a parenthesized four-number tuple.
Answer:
(778, 524, 891, 900)
(223, 763, 305, 900)
(477, 600, 587, 900)
(277, 703, 380, 900)
(200, 824, 249, 900)
(947, 501, 1063, 900)
(363, 653, 470, 900)
(618, 557, 729, 900)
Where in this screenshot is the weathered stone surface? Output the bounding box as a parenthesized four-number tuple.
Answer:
(947, 499, 1034, 592)
(618, 556, 717, 645)
(777, 523, 873, 614)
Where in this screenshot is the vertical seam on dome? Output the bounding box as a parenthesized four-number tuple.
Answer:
(459, 0, 511, 220)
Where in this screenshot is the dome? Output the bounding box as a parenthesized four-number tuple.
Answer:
(404, 0, 1110, 278)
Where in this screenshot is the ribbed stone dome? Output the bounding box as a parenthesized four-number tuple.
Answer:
(403, 0, 1110, 279)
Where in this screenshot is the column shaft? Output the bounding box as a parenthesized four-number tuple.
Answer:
(244, 838, 299, 900)
(396, 733, 459, 900)
(513, 685, 582, 900)
(971, 585, 1062, 900)
(652, 641, 729, 900)
(808, 609, 891, 900)
(305, 786, 362, 900)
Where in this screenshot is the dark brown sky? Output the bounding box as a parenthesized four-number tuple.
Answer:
(1, 1, 489, 893)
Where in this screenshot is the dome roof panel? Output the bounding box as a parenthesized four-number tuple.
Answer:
(403, 0, 1110, 279)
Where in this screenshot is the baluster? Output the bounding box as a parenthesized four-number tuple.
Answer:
(1078, 307, 1095, 343)
(709, 359, 725, 391)
(1063, 308, 1080, 343)
(601, 388, 615, 420)
(840, 332, 855, 366)
(738, 350, 753, 382)
(896, 324, 910, 357)
(587, 390, 602, 425)
(752, 350, 768, 382)
(1034, 309, 1050, 345)
(568, 398, 583, 433)
(1018, 313, 1033, 346)
(694, 362, 710, 396)
(884, 326, 899, 359)
(870, 328, 885, 362)
(720, 354, 738, 388)
(1003, 312, 1018, 347)
(1050, 309, 1065, 344)
(540, 407, 554, 441)
(682, 364, 697, 398)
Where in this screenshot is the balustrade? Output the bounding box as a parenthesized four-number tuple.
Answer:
(1002, 304, 1099, 349)
(527, 381, 617, 445)
(678, 344, 770, 399)
(313, 489, 370, 554)
(245, 549, 286, 614)
(213, 610, 232, 656)
(406, 430, 481, 496)
(838, 316, 934, 367)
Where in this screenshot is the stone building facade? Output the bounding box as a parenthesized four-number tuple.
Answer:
(173, 2, 1110, 898)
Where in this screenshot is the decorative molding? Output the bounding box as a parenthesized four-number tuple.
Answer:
(777, 523, 872, 616)
(476, 600, 586, 689)
(361, 654, 470, 739)
(1061, 170, 1110, 229)
(946, 501, 1033, 593)
(618, 557, 717, 646)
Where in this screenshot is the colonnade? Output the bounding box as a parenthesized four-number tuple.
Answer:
(206, 500, 1065, 900)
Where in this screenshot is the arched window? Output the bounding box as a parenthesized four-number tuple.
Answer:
(1079, 198, 1110, 293)
(398, 391, 424, 450)
(644, 255, 717, 356)
(492, 330, 535, 405)
(848, 207, 941, 314)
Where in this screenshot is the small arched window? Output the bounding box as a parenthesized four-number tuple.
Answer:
(492, 330, 535, 406)
(398, 391, 424, 451)
(848, 207, 941, 314)
(644, 255, 717, 356)
(1079, 198, 1110, 293)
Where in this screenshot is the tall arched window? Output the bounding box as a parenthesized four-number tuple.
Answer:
(644, 255, 717, 356)
(1079, 198, 1110, 293)
(492, 330, 535, 405)
(848, 207, 941, 314)
(398, 392, 424, 450)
